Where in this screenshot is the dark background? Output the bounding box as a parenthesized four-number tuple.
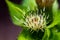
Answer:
(0, 0, 22, 40)
(0, 0, 60, 40)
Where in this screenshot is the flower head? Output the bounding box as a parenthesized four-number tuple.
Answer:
(24, 9, 47, 31)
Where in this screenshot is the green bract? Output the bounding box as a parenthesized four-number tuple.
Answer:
(6, 0, 60, 40)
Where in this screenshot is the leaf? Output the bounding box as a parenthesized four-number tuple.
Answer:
(43, 0, 60, 40)
(42, 28, 50, 40)
(17, 30, 32, 40)
(6, 0, 26, 26)
(50, 26, 60, 40)
(22, 0, 37, 10)
(47, 0, 60, 28)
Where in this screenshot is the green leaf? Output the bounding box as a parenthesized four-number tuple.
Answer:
(47, 0, 60, 28)
(42, 28, 50, 40)
(6, 0, 26, 26)
(43, 0, 60, 40)
(50, 26, 60, 40)
(22, 0, 37, 10)
(17, 30, 32, 40)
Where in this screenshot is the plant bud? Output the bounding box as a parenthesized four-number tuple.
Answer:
(36, 0, 54, 7)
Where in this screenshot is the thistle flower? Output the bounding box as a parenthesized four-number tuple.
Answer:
(24, 10, 47, 31)
(6, 0, 60, 40)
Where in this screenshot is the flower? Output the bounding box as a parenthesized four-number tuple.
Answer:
(24, 10, 47, 31)
(6, 0, 60, 40)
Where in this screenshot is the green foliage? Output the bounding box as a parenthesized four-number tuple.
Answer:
(6, 0, 60, 40)
(5, 0, 38, 27)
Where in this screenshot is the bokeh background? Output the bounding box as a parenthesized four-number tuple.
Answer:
(0, 0, 60, 40)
